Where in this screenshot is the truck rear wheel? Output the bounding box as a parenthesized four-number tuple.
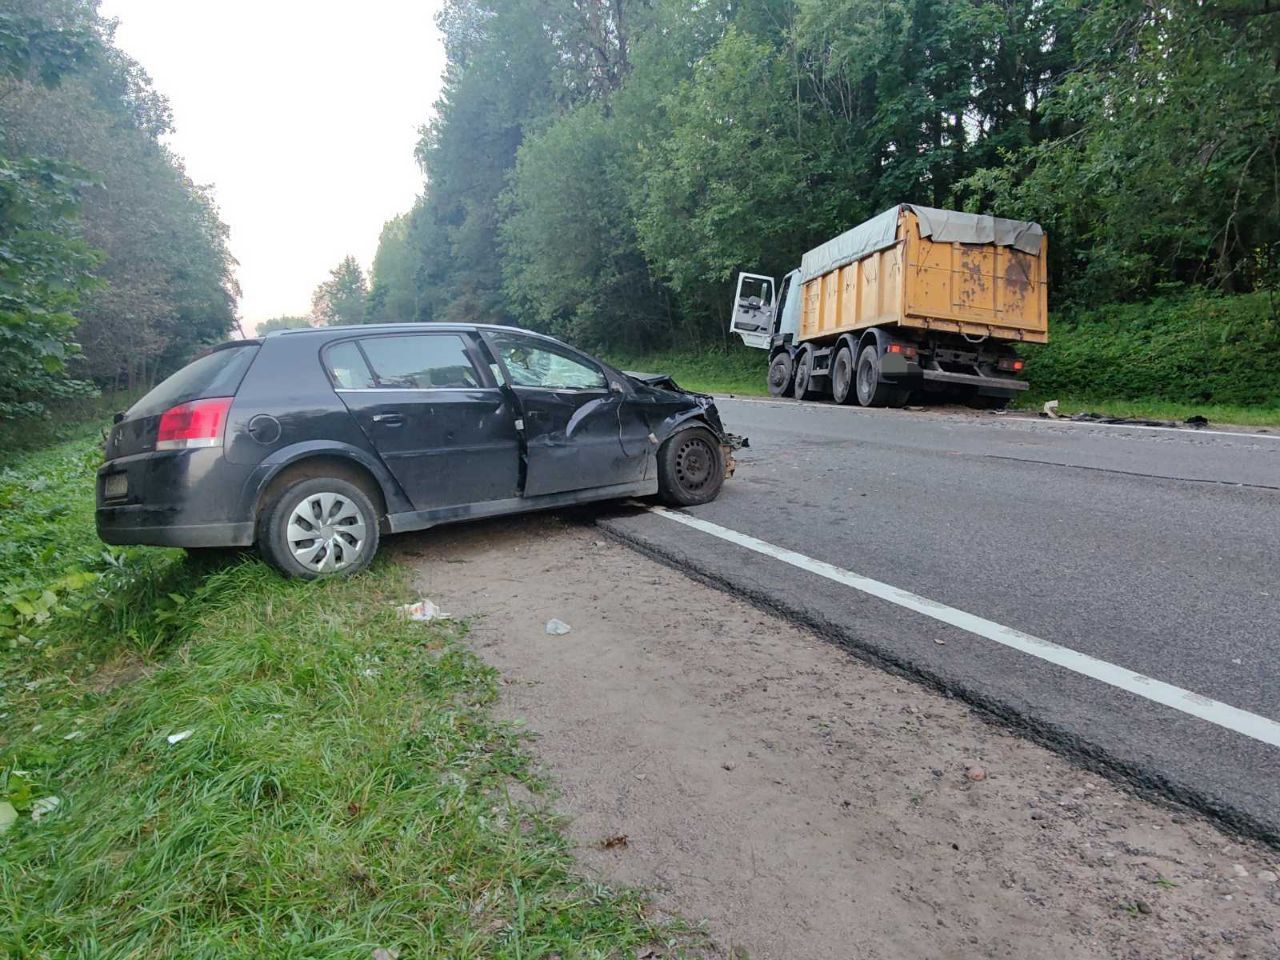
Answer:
(793, 348, 818, 400)
(767, 351, 794, 397)
(855, 345, 910, 408)
(831, 345, 856, 404)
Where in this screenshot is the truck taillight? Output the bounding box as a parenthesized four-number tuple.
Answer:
(997, 357, 1025, 373)
(155, 397, 233, 450)
(886, 343, 918, 360)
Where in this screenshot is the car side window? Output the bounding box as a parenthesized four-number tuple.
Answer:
(357, 335, 481, 389)
(491, 334, 606, 390)
(324, 341, 375, 390)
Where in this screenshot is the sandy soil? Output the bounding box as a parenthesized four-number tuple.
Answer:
(396, 514, 1279, 960)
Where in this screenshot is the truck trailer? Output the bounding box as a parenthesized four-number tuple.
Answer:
(729, 204, 1048, 407)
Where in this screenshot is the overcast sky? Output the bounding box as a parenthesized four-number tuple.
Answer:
(99, 0, 445, 333)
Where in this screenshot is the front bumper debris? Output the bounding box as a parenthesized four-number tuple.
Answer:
(721, 433, 749, 478)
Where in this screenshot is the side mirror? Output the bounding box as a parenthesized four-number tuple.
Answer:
(609, 381, 626, 395)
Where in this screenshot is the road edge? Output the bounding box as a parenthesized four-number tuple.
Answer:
(597, 514, 1280, 850)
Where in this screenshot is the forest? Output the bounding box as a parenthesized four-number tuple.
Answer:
(361, 0, 1278, 403)
(0, 0, 236, 422)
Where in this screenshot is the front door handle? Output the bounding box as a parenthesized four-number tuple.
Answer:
(371, 413, 404, 427)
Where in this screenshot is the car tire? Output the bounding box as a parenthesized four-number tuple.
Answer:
(854, 345, 910, 408)
(656, 425, 725, 507)
(258, 476, 380, 579)
(767, 351, 794, 397)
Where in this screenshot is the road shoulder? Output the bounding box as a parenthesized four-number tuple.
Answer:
(399, 515, 1278, 960)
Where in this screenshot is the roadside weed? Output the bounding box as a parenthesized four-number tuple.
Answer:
(0, 433, 673, 958)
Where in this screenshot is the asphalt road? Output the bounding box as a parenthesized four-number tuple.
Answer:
(599, 399, 1280, 841)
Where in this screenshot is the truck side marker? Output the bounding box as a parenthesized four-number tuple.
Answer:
(649, 506, 1280, 749)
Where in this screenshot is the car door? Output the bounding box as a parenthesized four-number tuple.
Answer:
(483, 331, 648, 498)
(326, 333, 521, 512)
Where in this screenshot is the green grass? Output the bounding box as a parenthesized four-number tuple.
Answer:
(609, 346, 769, 397)
(0, 390, 137, 467)
(0, 434, 678, 958)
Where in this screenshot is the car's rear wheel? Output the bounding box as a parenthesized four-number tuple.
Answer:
(259, 476, 380, 579)
(657, 426, 725, 507)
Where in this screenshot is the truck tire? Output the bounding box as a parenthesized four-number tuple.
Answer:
(831, 345, 856, 405)
(767, 351, 794, 397)
(656, 425, 725, 506)
(793, 348, 818, 400)
(854, 345, 910, 408)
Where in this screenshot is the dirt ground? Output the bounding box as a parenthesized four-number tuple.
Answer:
(396, 514, 1279, 960)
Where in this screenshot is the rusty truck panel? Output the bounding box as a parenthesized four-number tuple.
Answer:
(799, 209, 1048, 345)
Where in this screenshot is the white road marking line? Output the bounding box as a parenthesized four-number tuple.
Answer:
(716, 396, 1280, 442)
(648, 505, 1280, 748)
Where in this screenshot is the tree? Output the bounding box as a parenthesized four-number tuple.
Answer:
(310, 256, 368, 326)
(366, 214, 417, 322)
(257, 315, 312, 334)
(1, 0, 238, 406)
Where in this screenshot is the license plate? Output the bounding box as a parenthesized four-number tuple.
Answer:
(104, 472, 128, 499)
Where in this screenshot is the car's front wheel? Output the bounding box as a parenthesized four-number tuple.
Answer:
(259, 476, 380, 579)
(656, 425, 725, 507)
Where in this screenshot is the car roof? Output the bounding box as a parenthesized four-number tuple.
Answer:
(263, 322, 532, 339)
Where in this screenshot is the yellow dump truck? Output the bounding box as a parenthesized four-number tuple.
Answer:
(729, 204, 1048, 407)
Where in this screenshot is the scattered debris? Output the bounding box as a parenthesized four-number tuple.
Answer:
(933, 638, 947, 645)
(62, 730, 84, 741)
(545, 618, 572, 636)
(722, 762, 736, 771)
(1042, 400, 1060, 418)
(397, 599, 448, 621)
(0, 801, 16, 834)
(166, 729, 194, 745)
(30, 796, 60, 822)
(965, 765, 987, 782)
(601, 834, 629, 850)
(372, 948, 401, 960)
(1185, 415, 1209, 427)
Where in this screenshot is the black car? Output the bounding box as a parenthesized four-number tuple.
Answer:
(96, 323, 741, 578)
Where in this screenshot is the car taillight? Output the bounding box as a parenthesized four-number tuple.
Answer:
(155, 397, 233, 451)
(886, 342, 918, 360)
(997, 357, 1026, 373)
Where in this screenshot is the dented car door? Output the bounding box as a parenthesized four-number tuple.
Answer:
(484, 331, 647, 497)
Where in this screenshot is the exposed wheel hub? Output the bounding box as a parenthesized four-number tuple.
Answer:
(675, 436, 715, 491)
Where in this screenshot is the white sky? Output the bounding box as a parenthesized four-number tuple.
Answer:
(99, 0, 445, 334)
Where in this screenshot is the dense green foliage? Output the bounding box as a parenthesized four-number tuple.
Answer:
(1, 2, 237, 419)
(1024, 292, 1280, 407)
(368, 0, 1279, 371)
(0, 433, 677, 957)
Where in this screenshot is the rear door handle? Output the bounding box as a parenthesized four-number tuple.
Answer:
(371, 413, 404, 427)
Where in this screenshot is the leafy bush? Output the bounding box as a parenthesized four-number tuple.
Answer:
(1025, 291, 1280, 406)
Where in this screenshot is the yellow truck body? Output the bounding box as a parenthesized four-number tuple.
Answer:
(798, 208, 1049, 346)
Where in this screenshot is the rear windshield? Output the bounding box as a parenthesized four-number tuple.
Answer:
(128, 343, 260, 418)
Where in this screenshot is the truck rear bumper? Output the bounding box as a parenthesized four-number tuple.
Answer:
(920, 369, 1029, 395)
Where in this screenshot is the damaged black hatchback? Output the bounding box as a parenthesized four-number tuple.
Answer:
(96, 324, 742, 578)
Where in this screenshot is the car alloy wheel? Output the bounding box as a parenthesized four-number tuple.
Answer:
(285, 490, 369, 574)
